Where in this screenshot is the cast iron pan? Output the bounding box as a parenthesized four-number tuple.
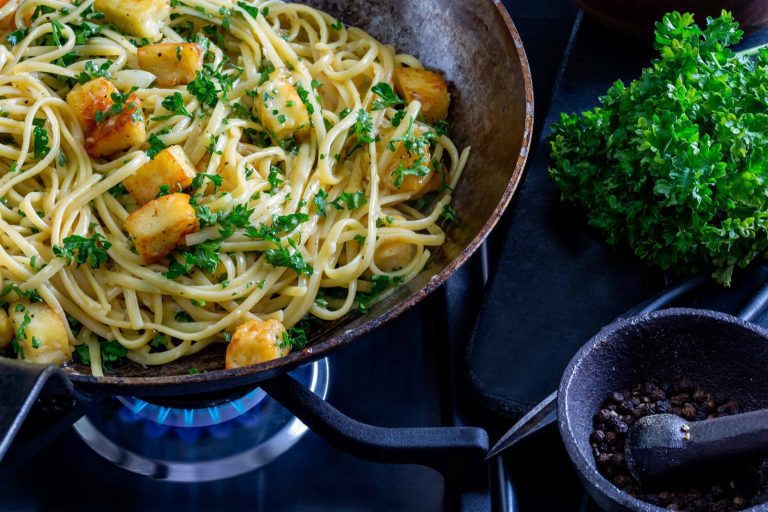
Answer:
(0, 0, 532, 411)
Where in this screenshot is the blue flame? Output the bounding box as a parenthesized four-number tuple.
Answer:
(116, 388, 267, 432)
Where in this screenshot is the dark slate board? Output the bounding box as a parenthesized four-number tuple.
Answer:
(467, 13, 768, 418)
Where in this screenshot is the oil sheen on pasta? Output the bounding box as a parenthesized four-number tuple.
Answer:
(0, 0, 469, 375)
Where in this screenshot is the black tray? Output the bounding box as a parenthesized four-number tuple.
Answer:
(468, 12, 768, 420)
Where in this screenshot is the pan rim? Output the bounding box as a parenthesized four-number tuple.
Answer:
(51, 0, 535, 392)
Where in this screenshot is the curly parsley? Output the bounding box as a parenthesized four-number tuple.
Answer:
(549, 11, 768, 285)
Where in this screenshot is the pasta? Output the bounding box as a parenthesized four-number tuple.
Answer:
(0, 0, 469, 375)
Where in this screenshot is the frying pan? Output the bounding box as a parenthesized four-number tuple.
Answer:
(0, 0, 533, 462)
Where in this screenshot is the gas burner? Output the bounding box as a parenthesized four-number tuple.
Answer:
(73, 359, 329, 482)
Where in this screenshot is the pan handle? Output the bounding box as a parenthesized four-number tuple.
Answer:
(0, 358, 90, 463)
(260, 373, 489, 476)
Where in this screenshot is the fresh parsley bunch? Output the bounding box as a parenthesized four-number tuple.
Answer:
(549, 11, 768, 285)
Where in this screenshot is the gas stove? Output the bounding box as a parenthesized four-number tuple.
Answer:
(0, 256, 497, 511)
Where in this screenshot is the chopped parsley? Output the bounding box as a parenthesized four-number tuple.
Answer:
(174, 311, 195, 322)
(347, 109, 376, 155)
(101, 340, 128, 369)
(32, 119, 50, 160)
(152, 92, 193, 120)
(191, 173, 223, 193)
(245, 213, 309, 243)
(7, 28, 28, 46)
(313, 189, 328, 217)
(0, 284, 42, 303)
(146, 133, 167, 159)
(331, 191, 367, 211)
(108, 183, 128, 197)
(296, 83, 315, 116)
(267, 165, 284, 194)
(440, 205, 457, 224)
(371, 83, 404, 111)
(53, 233, 112, 269)
(280, 326, 309, 350)
(51, 20, 65, 47)
(164, 239, 221, 279)
(265, 239, 313, 276)
(217, 203, 255, 238)
(356, 275, 403, 312)
(94, 87, 140, 123)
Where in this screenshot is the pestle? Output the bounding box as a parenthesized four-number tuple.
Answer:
(625, 409, 768, 486)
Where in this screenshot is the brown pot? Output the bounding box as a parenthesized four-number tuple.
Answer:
(576, 0, 768, 40)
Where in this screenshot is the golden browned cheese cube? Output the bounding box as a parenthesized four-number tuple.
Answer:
(394, 67, 451, 124)
(381, 139, 439, 198)
(225, 319, 290, 369)
(137, 43, 203, 87)
(374, 240, 416, 273)
(255, 79, 310, 142)
(66, 78, 147, 158)
(10, 302, 72, 364)
(94, 0, 170, 41)
(0, 308, 13, 350)
(124, 145, 197, 205)
(124, 193, 199, 264)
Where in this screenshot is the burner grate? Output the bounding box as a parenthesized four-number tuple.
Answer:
(72, 358, 329, 482)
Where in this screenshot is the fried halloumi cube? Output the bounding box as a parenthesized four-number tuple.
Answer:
(94, 0, 170, 42)
(381, 140, 439, 197)
(124, 193, 199, 264)
(124, 146, 197, 205)
(255, 79, 310, 142)
(137, 43, 203, 87)
(0, 308, 13, 350)
(66, 78, 147, 158)
(225, 319, 289, 369)
(394, 67, 450, 124)
(0, 0, 16, 31)
(375, 240, 416, 272)
(10, 302, 72, 364)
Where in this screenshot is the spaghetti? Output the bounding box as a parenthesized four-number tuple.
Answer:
(0, 0, 468, 375)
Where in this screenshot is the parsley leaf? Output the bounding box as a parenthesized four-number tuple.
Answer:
(330, 191, 367, 211)
(51, 20, 65, 47)
(356, 275, 403, 312)
(265, 243, 313, 276)
(32, 119, 50, 160)
(313, 189, 328, 217)
(371, 83, 404, 111)
(346, 109, 376, 156)
(76, 60, 112, 84)
(267, 165, 283, 194)
(245, 213, 309, 243)
(191, 173, 223, 193)
(164, 239, 221, 279)
(53, 233, 112, 269)
(94, 87, 140, 124)
(7, 28, 28, 46)
(187, 71, 219, 107)
(146, 133, 167, 159)
(152, 92, 193, 120)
